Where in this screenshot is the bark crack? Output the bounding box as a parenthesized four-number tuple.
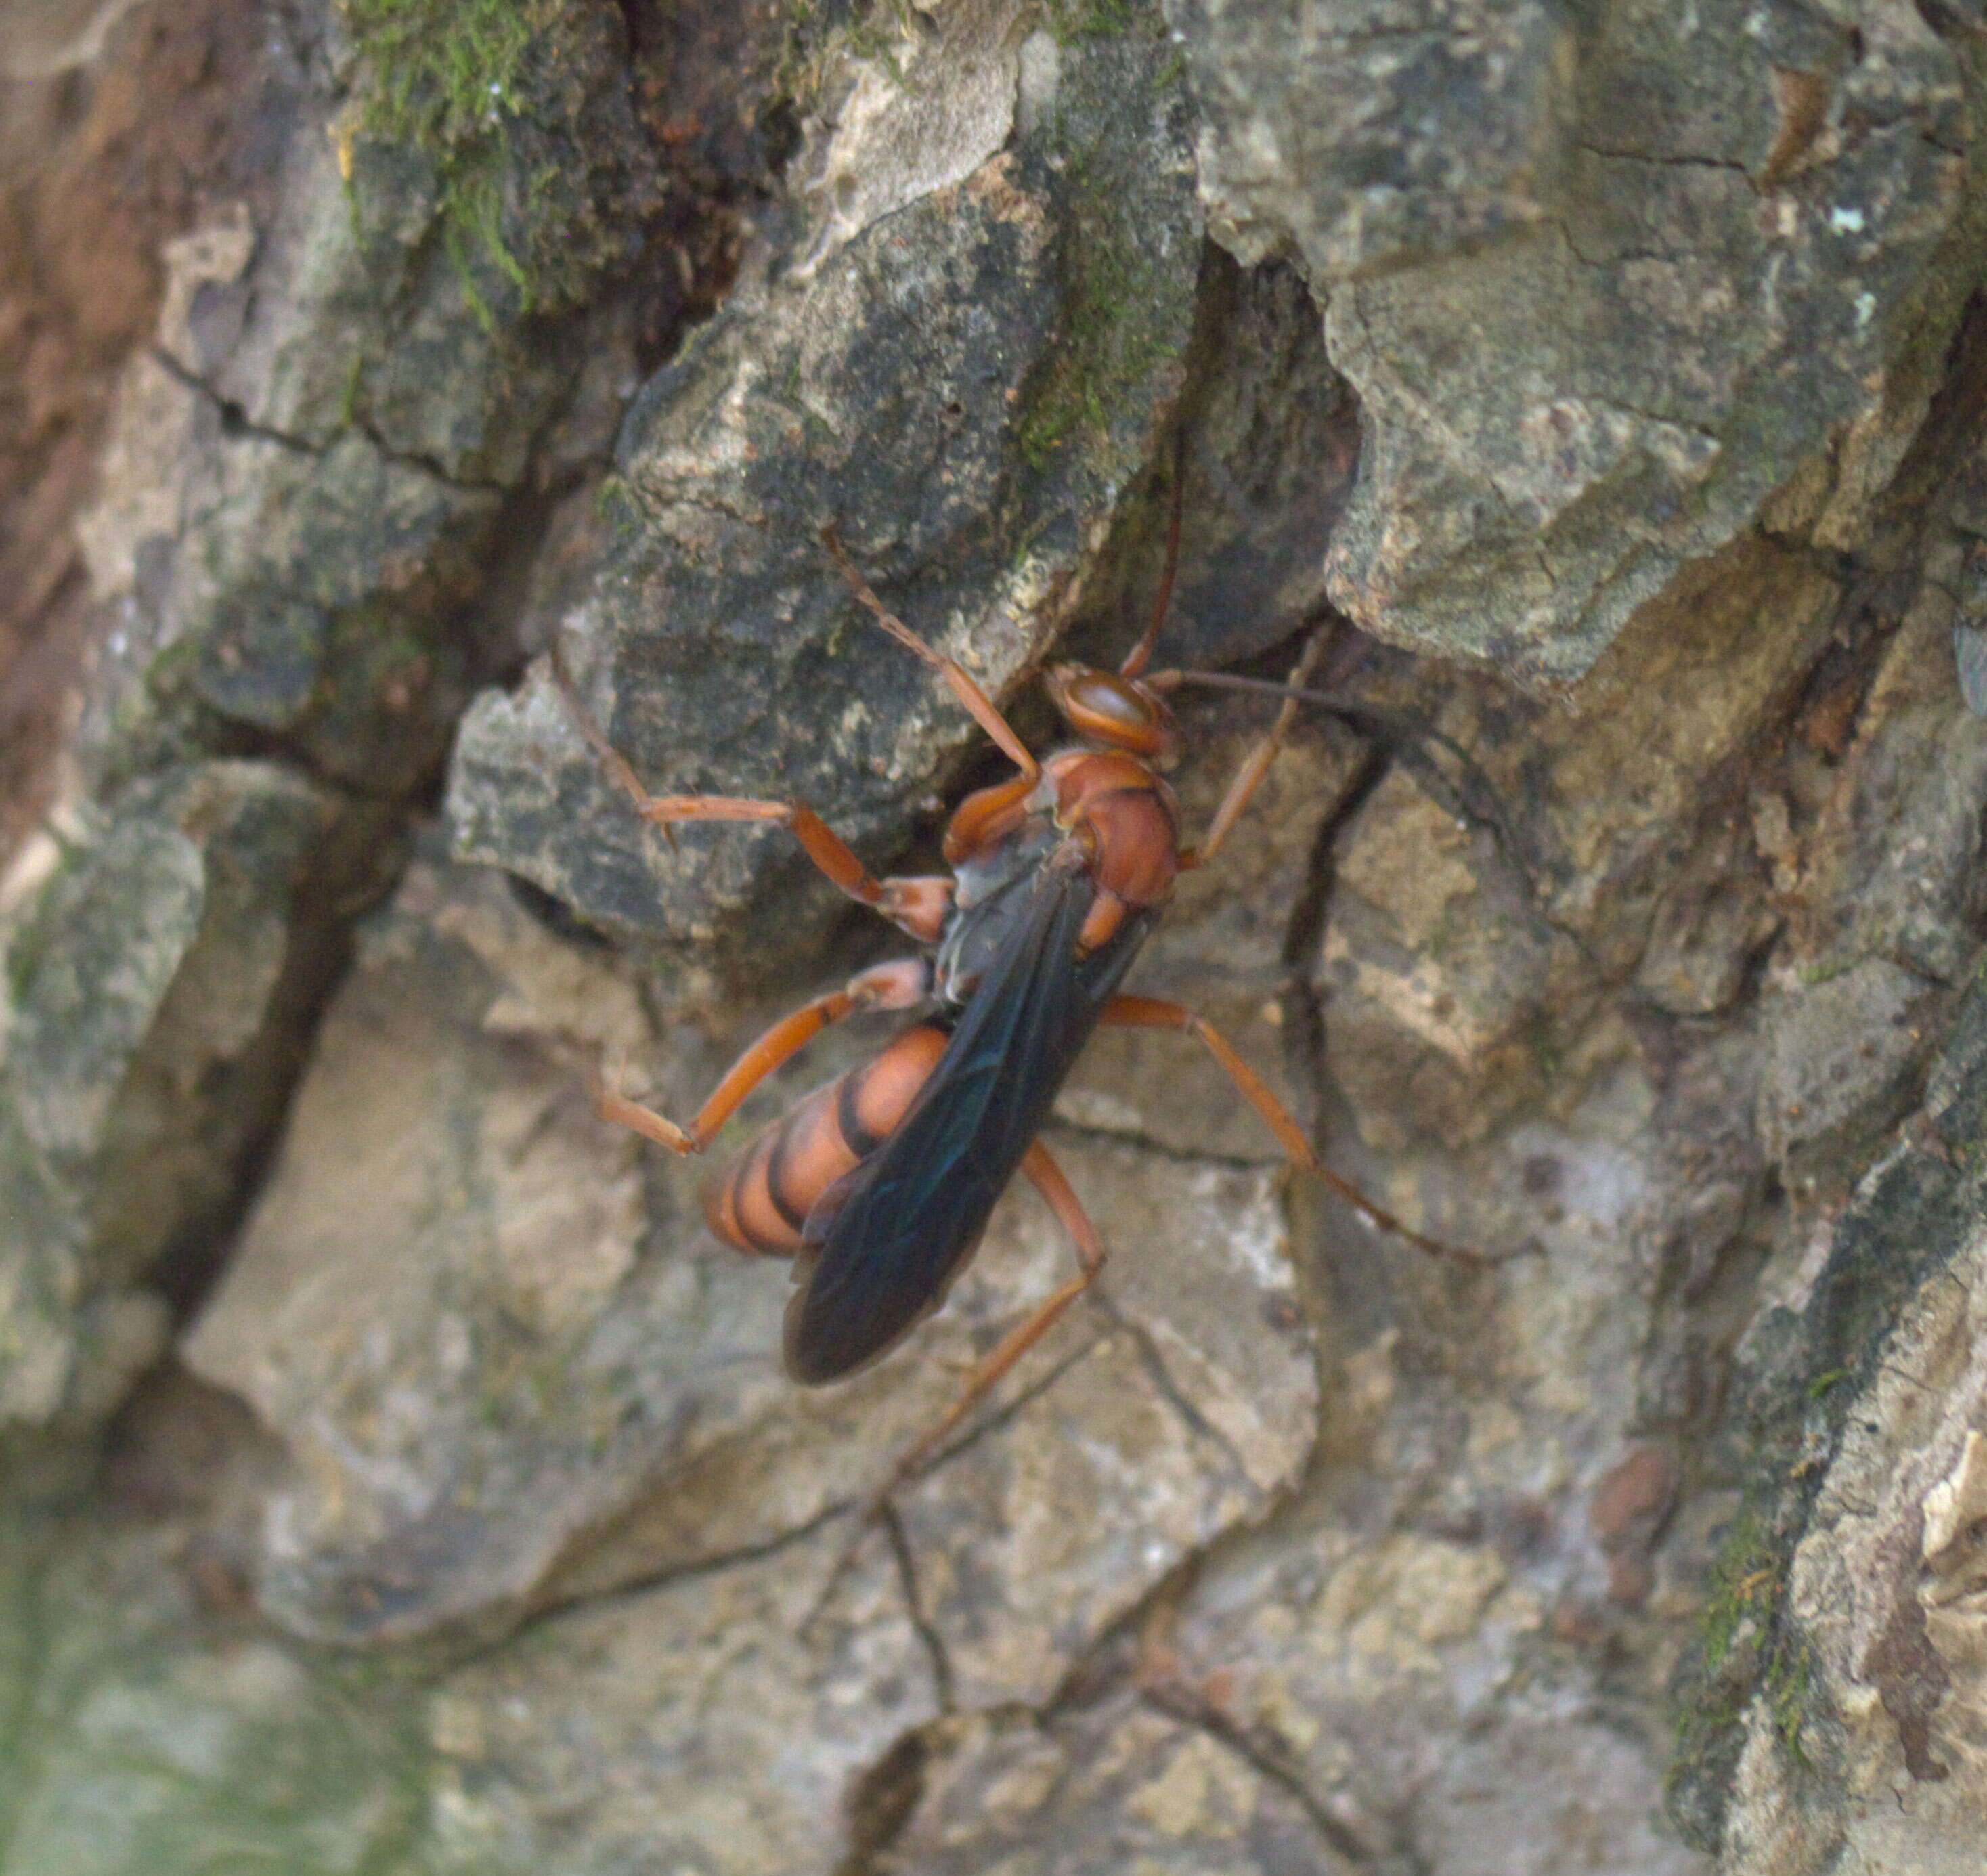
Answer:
(1095, 1291, 1256, 1488)
(882, 1501, 956, 1711)
(1141, 1676, 1431, 1875)
(1575, 141, 1757, 181)
(150, 346, 321, 456)
(151, 343, 512, 496)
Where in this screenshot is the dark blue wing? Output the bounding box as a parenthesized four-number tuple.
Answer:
(783, 861, 1148, 1384)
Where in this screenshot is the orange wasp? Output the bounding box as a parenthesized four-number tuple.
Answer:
(556, 468, 1457, 1501)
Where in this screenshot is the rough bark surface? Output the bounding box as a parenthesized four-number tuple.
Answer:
(4, 1, 1987, 1871)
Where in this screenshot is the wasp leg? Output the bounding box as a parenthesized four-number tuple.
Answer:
(551, 638, 953, 943)
(1100, 995, 1483, 1266)
(870, 1139, 1108, 1506)
(819, 526, 1040, 781)
(595, 957, 932, 1156)
(1176, 628, 1333, 870)
(801, 1139, 1106, 1637)
(635, 793, 953, 942)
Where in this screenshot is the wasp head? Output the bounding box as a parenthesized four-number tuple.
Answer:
(1043, 664, 1181, 769)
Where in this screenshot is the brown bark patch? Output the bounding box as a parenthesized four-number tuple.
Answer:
(0, 0, 275, 867)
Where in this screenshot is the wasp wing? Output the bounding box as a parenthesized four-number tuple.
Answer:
(783, 862, 1147, 1384)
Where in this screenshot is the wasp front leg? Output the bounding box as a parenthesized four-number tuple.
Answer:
(630, 794, 955, 945)
(1173, 629, 1332, 871)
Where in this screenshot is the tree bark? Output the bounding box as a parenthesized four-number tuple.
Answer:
(3, 2, 1986, 1871)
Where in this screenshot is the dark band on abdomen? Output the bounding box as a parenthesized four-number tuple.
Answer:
(836, 1068, 883, 1159)
(705, 1021, 951, 1257)
(762, 1112, 812, 1234)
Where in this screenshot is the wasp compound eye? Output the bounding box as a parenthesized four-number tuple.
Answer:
(1051, 666, 1174, 758)
(1067, 672, 1151, 726)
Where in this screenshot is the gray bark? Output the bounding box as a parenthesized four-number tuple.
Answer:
(3, 1, 1987, 1870)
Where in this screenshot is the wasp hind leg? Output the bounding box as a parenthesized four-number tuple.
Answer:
(594, 957, 932, 1157)
(870, 1139, 1109, 1506)
(804, 1139, 1109, 1636)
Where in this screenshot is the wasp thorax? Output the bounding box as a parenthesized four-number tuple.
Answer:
(1046, 664, 1180, 764)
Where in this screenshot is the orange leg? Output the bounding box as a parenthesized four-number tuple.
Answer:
(871, 1139, 1108, 1504)
(1177, 628, 1333, 870)
(819, 526, 1040, 781)
(596, 957, 930, 1156)
(1101, 995, 1481, 1266)
(550, 638, 954, 943)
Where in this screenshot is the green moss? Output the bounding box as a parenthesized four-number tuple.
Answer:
(1013, 3, 1188, 480)
(443, 160, 531, 330)
(1018, 176, 1173, 472)
(343, 0, 538, 148)
(1699, 1504, 1780, 1675)
(340, 0, 556, 324)
(842, 0, 915, 83)
(770, 0, 826, 110)
(595, 473, 645, 539)
(1673, 1498, 1824, 1793)
(1516, 1007, 1563, 1085)
(1043, 0, 1138, 41)
(1768, 1638, 1818, 1768)
(337, 349, 364, 430)
(3, 836, 83, 1009)
(774, 0, 909, 118)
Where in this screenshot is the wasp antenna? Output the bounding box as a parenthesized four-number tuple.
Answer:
(797, 1508, 883, 1644)
(818, 523, 1042, 777)
(550, 635, 642, 804)
(818, 524, 948, 672)
(1162, 669, 1550, 898)
(1154, 668, 1343, 706)
(1120, 429, 1188, 682)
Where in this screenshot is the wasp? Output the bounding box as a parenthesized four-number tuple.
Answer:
(555, 473, 1461, 1504)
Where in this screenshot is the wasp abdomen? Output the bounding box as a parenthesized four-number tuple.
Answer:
(705, 1022, 950, 1254)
